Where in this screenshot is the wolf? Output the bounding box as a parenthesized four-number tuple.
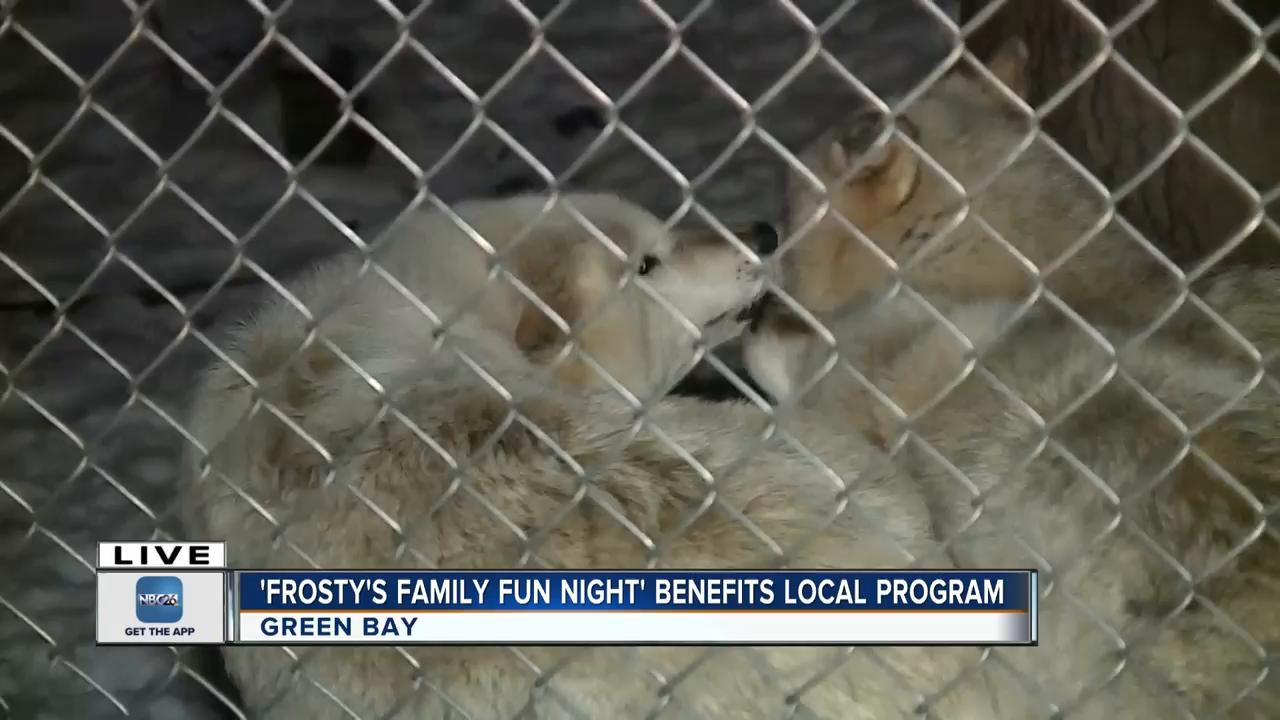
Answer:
(182, 193, 1004, 719)
(746, 39, 1280, 719)
(779, 33, 1279, 369)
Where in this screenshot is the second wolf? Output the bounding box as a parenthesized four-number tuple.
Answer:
(746, 40, 1280, 719)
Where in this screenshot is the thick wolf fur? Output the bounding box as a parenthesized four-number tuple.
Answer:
(779, 35, 1279, 371)
(183, 194, 1007, 718)
(747, 41, 1280, 718)
(750, 297, 1279, 718)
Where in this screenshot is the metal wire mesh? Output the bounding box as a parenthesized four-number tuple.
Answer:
(1, 0, 1275, 717)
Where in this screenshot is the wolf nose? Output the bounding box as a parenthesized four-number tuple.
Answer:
(747, 222, 780, 256)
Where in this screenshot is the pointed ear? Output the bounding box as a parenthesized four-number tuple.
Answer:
(514, 288, 573, 355)
(515, 272, 579, 355)
(985, 37, 1029, 100)
(513, 248, 609, 357)
(822, 122, 921, 214)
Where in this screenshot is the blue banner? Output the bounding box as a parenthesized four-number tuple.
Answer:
(236, 570, 1033, 613)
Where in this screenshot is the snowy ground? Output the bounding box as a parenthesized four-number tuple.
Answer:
(0, 1, 956, 716)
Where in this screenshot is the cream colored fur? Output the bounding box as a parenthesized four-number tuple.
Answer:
(183, 194, 1005, 718)
(747, 41, 1280, 719)
(749, 296, 1279, 718)
(781, 39, 1172, 327)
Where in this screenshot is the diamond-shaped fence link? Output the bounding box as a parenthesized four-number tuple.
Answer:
(1, 0, 1276, 717)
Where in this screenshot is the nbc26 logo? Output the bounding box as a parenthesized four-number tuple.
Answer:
(135, 576, 183, 623)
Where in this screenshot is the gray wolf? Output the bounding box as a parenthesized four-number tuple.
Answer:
(746, 39, 1279, 719)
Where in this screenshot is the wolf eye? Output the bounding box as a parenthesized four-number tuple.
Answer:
(638, 255, 661, 275)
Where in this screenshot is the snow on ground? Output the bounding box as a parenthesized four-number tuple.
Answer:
(0, 1, 956, 716)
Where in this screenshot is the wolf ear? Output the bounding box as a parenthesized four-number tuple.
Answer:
(822, 121, 921, 215)
(985, 37, 1029, 100)
(513, 248, 609, 356)
(515, 279, 577, 356)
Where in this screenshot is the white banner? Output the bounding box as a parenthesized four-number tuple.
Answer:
(97, 542, 227, 570)
(236, 610, 1033, 645)
(97, 571, 227, 644)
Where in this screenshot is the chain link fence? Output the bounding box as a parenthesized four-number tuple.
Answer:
(1, 0, 1276, 717)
